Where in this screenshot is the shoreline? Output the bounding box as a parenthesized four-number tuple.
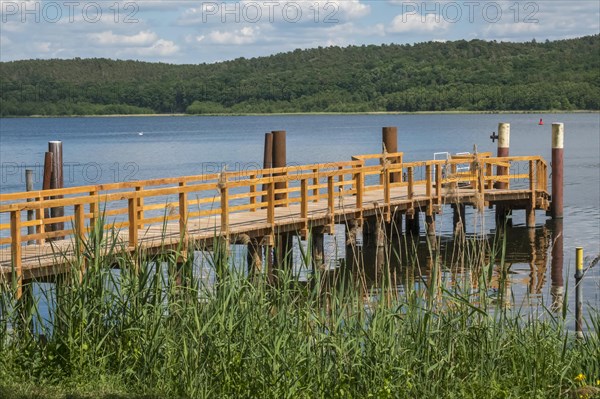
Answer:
(2, 110, 599, 118)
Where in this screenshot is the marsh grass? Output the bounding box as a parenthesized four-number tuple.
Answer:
(0, 217, 598, 399)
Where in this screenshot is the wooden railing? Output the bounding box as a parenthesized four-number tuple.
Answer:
(0, 153, 549, 288)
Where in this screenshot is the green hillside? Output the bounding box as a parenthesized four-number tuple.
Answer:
(1, 35, 598, 116)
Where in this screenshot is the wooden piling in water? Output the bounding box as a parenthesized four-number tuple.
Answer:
(452, 204, 466, 236)
(406, 209, 420, 237)
(551, 123, 564, 219)
(345, 220, 361, 272)
(495, 123, 511, 226)
(550, 220, 564, 312)
(272, 130, 287, 205)
(276, 231, 294, 272)
(48, 141, 64, 237)
(311, 227, 325, 272)
(382, 126, 400, 183)
(261, 133, 273, 204)
(247, 239, 263, 276)
(575, 246, 583, 339)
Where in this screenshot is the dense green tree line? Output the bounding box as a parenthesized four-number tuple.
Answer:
(1, 35, 598, 116)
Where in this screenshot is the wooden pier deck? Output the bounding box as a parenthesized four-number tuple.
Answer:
(0, 151, 550, 292)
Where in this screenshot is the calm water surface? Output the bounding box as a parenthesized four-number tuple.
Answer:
(1, 114, 598, 319)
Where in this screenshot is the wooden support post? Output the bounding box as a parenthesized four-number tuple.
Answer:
(375, 218, 386, 275)
(311, 227, 325, 272)
(345, 219, 360, 271)
(425, 214, 436, 238)
(383, 126, 399, 183)
(10, 210, 22, 299)
(272, 130, 287, 205)
(276, 232, 294, 271)
(247, 239, 263, 275)
(550, 220, 564, 312)
(551, 123, 564, 219)
(453, 204, 466, 236)
(128, 197, 138, 247)
(48, 141, 64, 238)
(261, 132, 273, 205)
(406, 208, 420, 237)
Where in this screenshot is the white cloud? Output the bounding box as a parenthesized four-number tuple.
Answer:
(90, 30, 159, 46)
(132, 39, 180, 56)
(388, 12, 450, 33)
(208, 26, 260, 45)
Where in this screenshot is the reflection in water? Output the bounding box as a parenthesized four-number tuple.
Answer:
(341, 217, 568, 314)
(550, 220, 564, 313)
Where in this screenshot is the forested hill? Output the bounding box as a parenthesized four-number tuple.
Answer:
(1, 35, 598, 116)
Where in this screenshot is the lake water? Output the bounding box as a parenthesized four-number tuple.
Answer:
(1, 113, 598, 321)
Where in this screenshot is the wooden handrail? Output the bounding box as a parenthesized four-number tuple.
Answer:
(0, 154, 549, 264)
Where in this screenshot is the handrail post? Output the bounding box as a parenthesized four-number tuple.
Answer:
(384, 168, 391, 222)
(435, 163, 442, 206)
(300, 178, 308, 238)
(36, 194, 45, 245)
(450, 162, 457, 190)
(179, 182, 188, 242)
(526, 159, 536, 228)
(478, 160, 485, 196)
(74, 203, 85, 248)
(355, 167, 364, 209)
(312, 167, 319, 203)
(136, 186, 144, 229)
(407, 167, 414, 200)
(220, 177, 229, 237)
(74, 202, 86, 279)
(486, 163, 493, 189)
(267, 182, 275, 225)
(425, 164, 432, 198)
(128, 196, 138, 247)
(249, 173, 257, 212)
(10, 210, 23, 299)
(327, 175, 335, 232)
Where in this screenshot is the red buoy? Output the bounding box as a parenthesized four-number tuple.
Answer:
(539, 118, 544, 125)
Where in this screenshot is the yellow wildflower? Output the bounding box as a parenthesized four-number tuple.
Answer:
(575, 373, 585, 383)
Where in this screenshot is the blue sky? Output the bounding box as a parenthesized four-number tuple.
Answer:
(1, 1, 599, 64)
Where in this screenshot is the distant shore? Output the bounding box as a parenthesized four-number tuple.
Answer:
(3, 110, 599, 118)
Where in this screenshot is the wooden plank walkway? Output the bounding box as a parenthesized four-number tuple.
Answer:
(0, 152, 550, 291)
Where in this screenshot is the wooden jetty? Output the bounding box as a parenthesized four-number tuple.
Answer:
(0, 124, 563, 298)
